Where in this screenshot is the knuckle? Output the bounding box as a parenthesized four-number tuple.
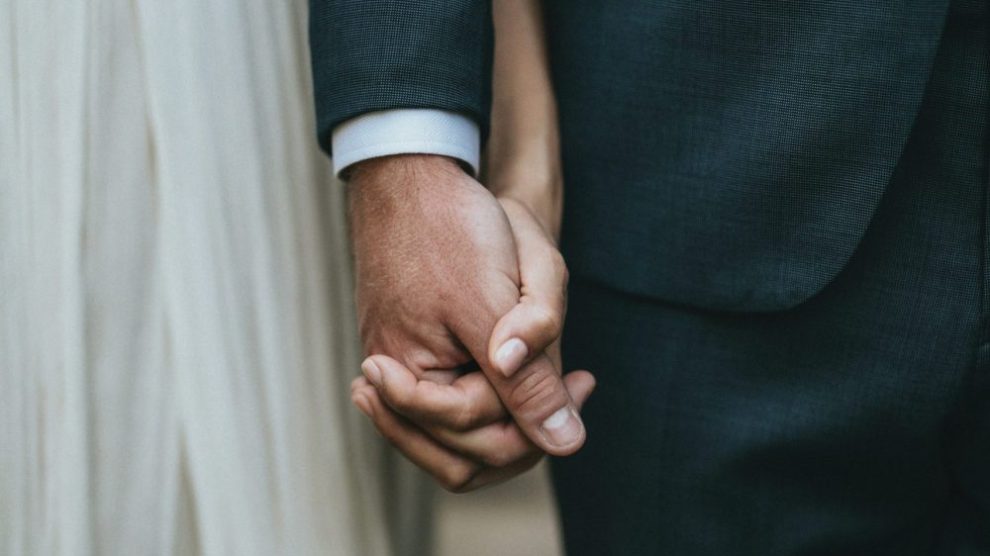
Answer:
(547, 249, 568, 279)
(482, 451, 512, 468)
(383, 385, 414, 413)
(549, 249, 567, 274)
(531, 305, 562, 337)
(437, 461, 479, 493)
(449, 403, 479, 431)
(548, 249, 570, 296)
(481, 443, 527, 468)
(508, 369, 567, 419)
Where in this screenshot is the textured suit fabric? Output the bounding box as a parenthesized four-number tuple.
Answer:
(308, 0, 492, 154)
(553, 2, 989, 553)
(547, 0, 949, 310)
(309, 0, 990, 553)
(309, 0, 959, 311)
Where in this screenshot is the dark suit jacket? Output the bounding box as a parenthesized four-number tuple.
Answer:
(309, 0, 951, 311)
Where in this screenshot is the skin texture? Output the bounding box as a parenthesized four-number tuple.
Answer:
(348, 0, 589, 492)
(348, 155, 591, 491)
(484, 0, 563, 236)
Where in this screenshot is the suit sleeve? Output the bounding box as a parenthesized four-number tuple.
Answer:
(308, 0, 493, 156)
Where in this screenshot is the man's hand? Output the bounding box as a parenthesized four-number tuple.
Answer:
(350, 182, 593, 491)
(348, 154, 586, 458)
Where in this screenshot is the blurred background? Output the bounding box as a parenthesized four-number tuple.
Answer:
(1, 2, 567, 555)
(436, 463, 562, 556)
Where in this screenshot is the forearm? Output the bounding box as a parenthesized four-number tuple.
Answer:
(485, 0, 563, 239)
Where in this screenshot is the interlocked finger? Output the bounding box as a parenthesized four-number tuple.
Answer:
(362, 355, 509, 430)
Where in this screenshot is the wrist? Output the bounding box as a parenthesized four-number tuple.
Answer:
(486, 162, 562, 240)
(349, 154, 466, 185)
(348, 154, 470, 233)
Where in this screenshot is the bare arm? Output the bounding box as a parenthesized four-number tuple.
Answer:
(486, 0, 563, 238)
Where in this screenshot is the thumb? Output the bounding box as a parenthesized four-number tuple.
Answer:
(481, 348, 589, 456)
(449, 292, 586, 456)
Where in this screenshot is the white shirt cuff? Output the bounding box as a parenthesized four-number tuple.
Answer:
(331, 109, 480, 177)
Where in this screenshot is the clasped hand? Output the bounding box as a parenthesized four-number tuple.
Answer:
(347, 155, 595, 492)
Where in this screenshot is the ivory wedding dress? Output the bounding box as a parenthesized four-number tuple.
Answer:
(0, 0, 430, 554)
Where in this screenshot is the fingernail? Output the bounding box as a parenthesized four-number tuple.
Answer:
(352, 393, 373, 417)
(362, 359, 382, 387)
(494, 338, 528, 376)
(540, 406, 583, 449)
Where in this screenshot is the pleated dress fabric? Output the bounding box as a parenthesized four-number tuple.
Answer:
(0, 0, 431, 554)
